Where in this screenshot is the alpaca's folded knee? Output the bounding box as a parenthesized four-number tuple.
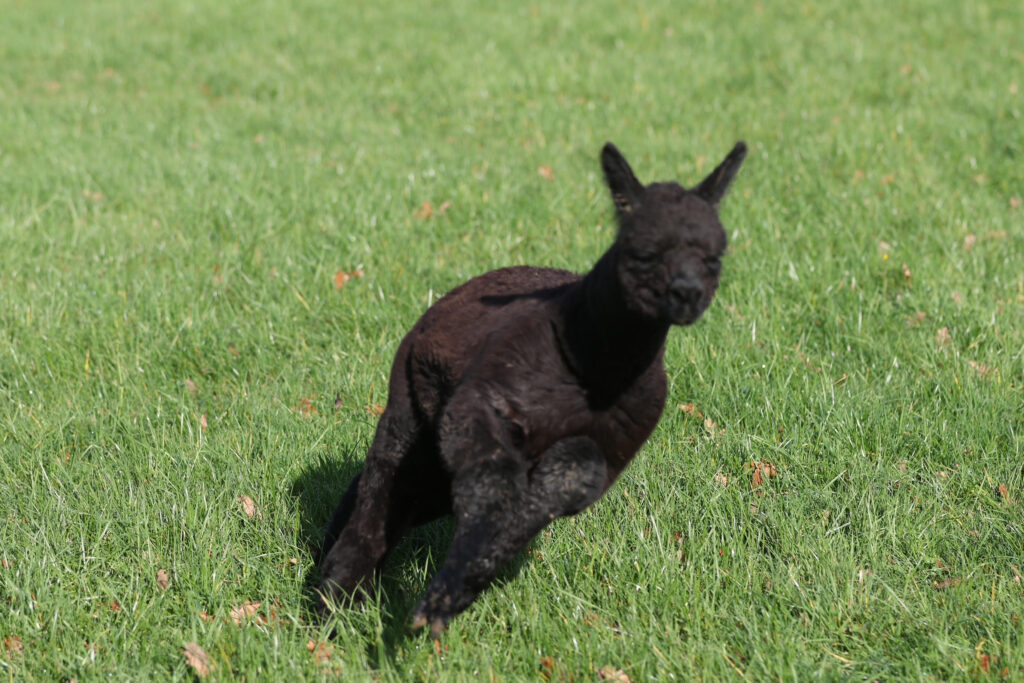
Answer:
(529, 437, 607, 516)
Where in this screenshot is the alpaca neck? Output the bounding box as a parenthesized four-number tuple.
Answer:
(557, 249, 669, 404)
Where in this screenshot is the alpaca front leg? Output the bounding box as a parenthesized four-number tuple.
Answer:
(412, 437, 606, 637)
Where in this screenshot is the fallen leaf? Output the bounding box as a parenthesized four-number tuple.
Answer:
(713, 472, 728, 487)
(540, 655, 554, 673)
(748, 461, 778, 491)
(333, 268, 365, 289)
(228, 344, 240, 358)
(200, 413, 208, 430)
(183, 642, 213, 678)
(157, 569, 169, 590)
(437, 200, 452, 215)
(703, 417, 721, 439)
(937, 470, 949, 479)
(1, 557, 10, 569)
(296, 395, 318, 415)
(198, 611, 215, 623)
(366, 404, 385, 417)
(3, 635, 23, 657)
(905, 311, 927, 327)
(288, 557, 299, 565)
(261, 600, 289, 628)
(935, 327, 952, 350)
(979, 653, 992, 674)
(230, 601, 262, 625)
(1011, 196, 1022, 209)
(306, 639, 334, 664)
(880, 173, 895, 186)
(963, 234, 977, 252)
(933, 577, 961, 590)
(679, 402, 701, 416)
(901, 263, 911, 282)
(968, 360, 993, 379)
(596, 666, 632, 682)
(998, 483, 1012, 504)
(185, 379, 198, 394)
(414, 201, 433, 220)
(238, 495, 260, 520)
(109, 600, 121, 613)
(537, 165, 555, 181)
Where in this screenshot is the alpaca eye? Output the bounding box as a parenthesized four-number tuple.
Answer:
(629, 249, 658, 263)
(704, 257, 722, 275)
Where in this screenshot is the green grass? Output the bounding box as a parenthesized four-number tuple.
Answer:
(2, 0, 1023, 679)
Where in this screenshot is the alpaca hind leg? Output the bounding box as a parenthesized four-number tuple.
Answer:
(319, 411, 419, 606)
(317, 472, 361, 564)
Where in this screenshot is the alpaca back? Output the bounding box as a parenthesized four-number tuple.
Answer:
(395, 265, 580, 425)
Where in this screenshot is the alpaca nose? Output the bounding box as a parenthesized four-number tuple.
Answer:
(669, 275, 703, 306)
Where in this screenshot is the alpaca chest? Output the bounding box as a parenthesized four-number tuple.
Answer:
(505, 368, 667, 485)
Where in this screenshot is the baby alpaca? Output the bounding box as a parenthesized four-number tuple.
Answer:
(319, 141, 747, 637)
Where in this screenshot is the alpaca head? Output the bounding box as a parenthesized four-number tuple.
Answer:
(600, 141, 747, 326)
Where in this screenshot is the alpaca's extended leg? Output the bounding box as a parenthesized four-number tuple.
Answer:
(412, 436, 606, 637)
(319, 409, 419, 606)
(318, 473, 361, 564)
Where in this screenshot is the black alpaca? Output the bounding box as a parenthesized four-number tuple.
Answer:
(319, 141, 748, 637)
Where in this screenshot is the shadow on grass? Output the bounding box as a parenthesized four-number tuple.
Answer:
(290, 455, 534, 666)
(290, 451, 363, 567)
(289, 454, 450, 663)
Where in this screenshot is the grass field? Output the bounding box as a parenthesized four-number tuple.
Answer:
(2, 0, 1023, 679)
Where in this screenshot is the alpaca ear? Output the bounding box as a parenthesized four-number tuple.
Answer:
(601, 143, 645, 214)
(695, 141, 748, 209)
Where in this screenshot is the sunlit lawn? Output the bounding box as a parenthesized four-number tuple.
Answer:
(1, 0, 1022, 679)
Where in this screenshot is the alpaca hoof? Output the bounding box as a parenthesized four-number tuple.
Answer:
(429, 617, 447, 640)
(411, 611, 448, 639)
